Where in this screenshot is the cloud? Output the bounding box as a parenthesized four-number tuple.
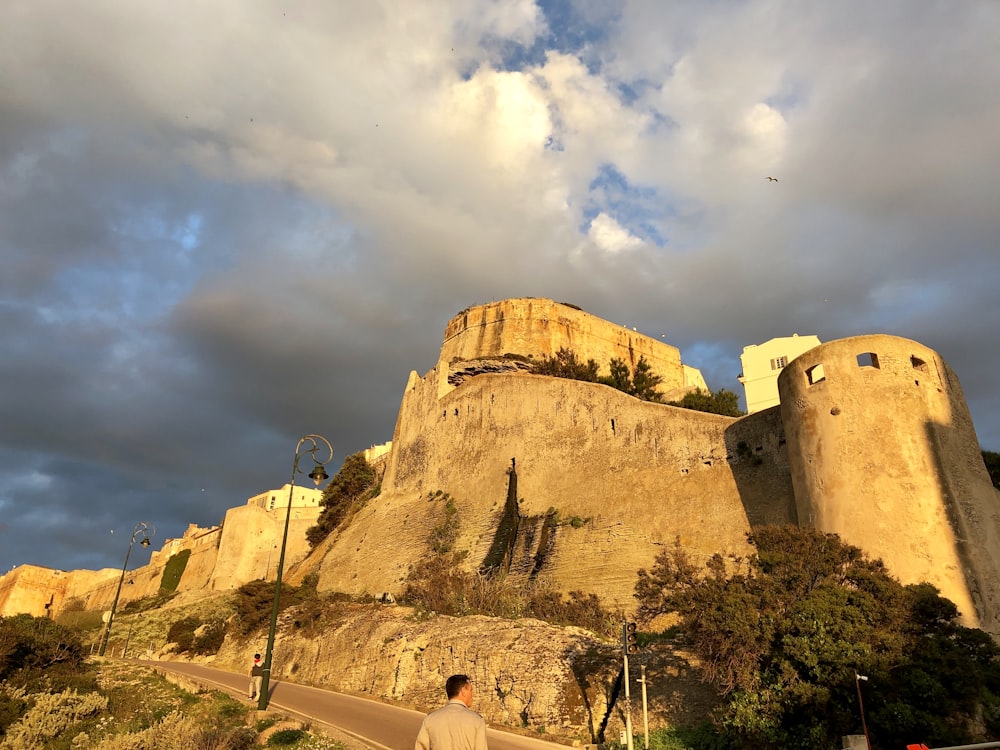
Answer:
(587, 212, 643, 253)
(1, 0, 998, 574)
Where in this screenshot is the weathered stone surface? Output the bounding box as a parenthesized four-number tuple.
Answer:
(203, 604, 717, 743)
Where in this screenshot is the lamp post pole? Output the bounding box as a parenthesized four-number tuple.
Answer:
(98, 522, 155, 657)
(856, 673, 872, 750)
(257, 434, 332, 710)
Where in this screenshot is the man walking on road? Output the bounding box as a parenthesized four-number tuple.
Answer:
(415, 674, 488, 750)
(249, 653, 263, 700)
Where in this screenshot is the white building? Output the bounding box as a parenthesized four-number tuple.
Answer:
(247, 484, 323, 511)
(738, 334, 821, 414)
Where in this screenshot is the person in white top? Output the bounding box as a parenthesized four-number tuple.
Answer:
(415, 674, 488, 750)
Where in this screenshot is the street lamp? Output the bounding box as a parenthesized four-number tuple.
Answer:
(98, 521, 155, 657)
(855, 673, 872, 750)
(258, 434, 332, 710)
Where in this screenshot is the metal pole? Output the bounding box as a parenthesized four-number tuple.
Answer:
(258, 435, 331, 711)
(856, 674, 872, 750)
(624, 650, 634, 750)
(98, 522, 153, 657)
(123, 614, 138, 659)
(640, 665, 649, 750)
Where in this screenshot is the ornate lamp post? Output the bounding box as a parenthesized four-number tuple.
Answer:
(258, 434, 332, 710)
(98, 521, 155, 656)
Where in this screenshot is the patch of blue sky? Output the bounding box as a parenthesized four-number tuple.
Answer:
(581, 163, 674, 247)
(764, 75, 809, 115)
(491, 0, 620, 75)
(682, 340, 746, 404)
(171, 212, 203, 252)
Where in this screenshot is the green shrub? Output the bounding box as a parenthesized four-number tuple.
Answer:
(268, 727, 307, 745)
(193, 620, 226, 655)
(0, 687, 107, 748)
(165, 616, 199, 652)
(230, 580, 310, 637)
(0, 614, 89, 690)
(160, 549, 191, 592)
(307, 452, 378, 547)
(430, 496, 459, 554)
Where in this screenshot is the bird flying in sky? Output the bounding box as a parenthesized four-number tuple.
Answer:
(766, 176, 779, 182)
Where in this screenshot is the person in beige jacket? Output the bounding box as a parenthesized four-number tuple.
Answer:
(415, 674, 488, 750)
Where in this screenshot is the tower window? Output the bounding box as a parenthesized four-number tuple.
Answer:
(806, 363, 826, 385)
(856, 352, 880, 369)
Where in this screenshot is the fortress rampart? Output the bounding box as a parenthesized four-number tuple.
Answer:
(779, 335, 1000, 630)
(439, 299, 706, 400)
(5, 300, 998, 638)
(314, 362, 795, 609)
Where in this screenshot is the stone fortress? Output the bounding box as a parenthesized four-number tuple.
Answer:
(3, 297, 999, 639)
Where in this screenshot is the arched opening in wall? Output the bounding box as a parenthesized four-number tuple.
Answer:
(856, 352, 880, 369)
(806, 363, 826, 385)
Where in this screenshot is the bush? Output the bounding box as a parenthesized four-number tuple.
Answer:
(230, 580, 310, 637)
(403, 557, 615, 635)
(0, 687, 107, 748)
(668, 388, 743, 416)
(268, 728, 307, 745)
(0, 614, 89, 690)
(193, 620, 226, 655)
(531, 347, 599, 382)
(160, 549, 192, 592)
(165, 616, 199, 653)
(307, 452, 378, 547)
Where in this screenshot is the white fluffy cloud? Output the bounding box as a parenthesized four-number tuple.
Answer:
(1, 0, 999, 573)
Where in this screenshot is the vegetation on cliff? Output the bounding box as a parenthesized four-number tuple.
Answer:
(307, 452, 379, 547)
(635, 525, 1000, 749)
(984, 450, 1000, 489)
(666, 388, 743, 417)
(403, 490, 617, 635)
(0, 633, 340, 749)
(531, 347, 743, 413)
(532, 347, 667, 401)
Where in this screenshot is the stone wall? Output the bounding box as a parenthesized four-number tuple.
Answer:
(780, 334, 1000, 631)
(206, 604, 718, 743)
(312, 366, 794, 609)
(439, 299, 700, 400)
(209, 503, 319, 590)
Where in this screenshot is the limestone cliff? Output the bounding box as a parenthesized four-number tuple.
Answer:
(204, 604, 717, 744)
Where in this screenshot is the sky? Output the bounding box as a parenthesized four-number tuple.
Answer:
(2, 0, 999, 576)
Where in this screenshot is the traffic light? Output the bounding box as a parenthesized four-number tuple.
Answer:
(622, 622, 638, 654)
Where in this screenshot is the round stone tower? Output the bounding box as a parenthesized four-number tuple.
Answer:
(778, 334, 1000, 633)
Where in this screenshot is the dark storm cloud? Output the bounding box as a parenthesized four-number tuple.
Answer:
(2, 1, 999, 575)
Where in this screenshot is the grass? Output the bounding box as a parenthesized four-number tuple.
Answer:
(0, 658, 347, 750)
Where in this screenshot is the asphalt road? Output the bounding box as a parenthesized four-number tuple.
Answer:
(136, 660, 572, 750)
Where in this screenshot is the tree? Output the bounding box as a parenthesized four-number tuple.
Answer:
(669, 387, 744, 416)
(532, 347, 600, 382)
(630, 357, 664, 402)
(596, 356, 664, 402)
(602, 358, 633, 393)
(983, 450, 1000, 489)
(635, 526, 1000, 749)
(306, 452, 376, 547)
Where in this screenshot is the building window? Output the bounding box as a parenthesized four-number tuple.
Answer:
(911, 355, 928, 372)
(856, 352, 880, 369)
(806, 363, 826, 385)
(770, 356, 787, 370)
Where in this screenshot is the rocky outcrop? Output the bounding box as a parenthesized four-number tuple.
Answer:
(203, 604, 717, 743)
